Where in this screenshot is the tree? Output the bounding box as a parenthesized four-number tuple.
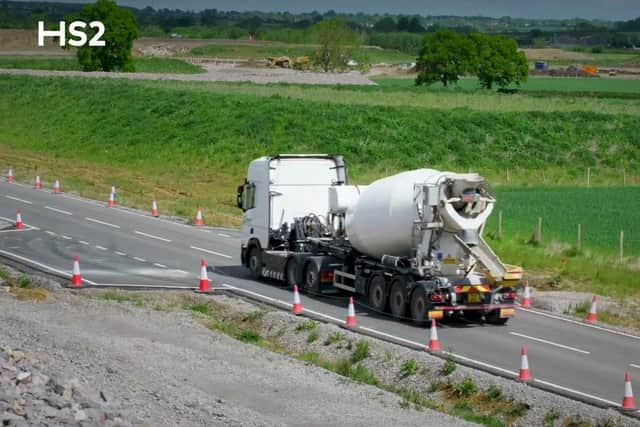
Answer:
(415, 30, 476, 87)
(311, 18, 360, 72)
(470, 33, 528, 89)
(68, 0, 139, 72)
(407, 17, 425, 33)
(373, 17, 396, 33)
(397, 16, 410, 32)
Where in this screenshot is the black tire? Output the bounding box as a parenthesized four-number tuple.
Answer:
(389, 277, 408, 319)
(410, 288, 430, 324)
(368, 274, 388, 313)
(486, 310, 509, 325)
(248, 247, 262, 280)
(286, 258, 298, 288)
(303, 262, 320, 293)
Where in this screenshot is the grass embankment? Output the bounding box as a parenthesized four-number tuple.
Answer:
(0, 56, 205, 74)
(373, 76, 640, 95)
(188, 43, 414, 64)
(1, 74, 639, 298)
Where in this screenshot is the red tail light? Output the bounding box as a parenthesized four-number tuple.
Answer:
(453, 285, 464, 293)
(430, 293, 443, 302)
(320, 270, 334, 282)
(503, 292, 516, 300)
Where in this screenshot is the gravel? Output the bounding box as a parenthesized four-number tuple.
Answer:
(0, 268, 470, 426)
(0, 65, 376, 86)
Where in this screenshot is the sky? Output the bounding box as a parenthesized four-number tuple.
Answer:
(21, 0, 640, 21)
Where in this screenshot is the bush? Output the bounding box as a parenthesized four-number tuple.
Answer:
(295, 319, 317, 332)
(442, 354, 457, 376)
(351, 339, 370, 363)
(324, 331, 346, 346)
(400, 359, 418, 378)
(18, 275, 32, 288)
(237, 330, 261, 344)
(187, 304, 209, 314)
(350, 364, 380, 386)
(306, 329, 320, 343)
(452, 377, 478, 397)
(485, 384, 503, 401)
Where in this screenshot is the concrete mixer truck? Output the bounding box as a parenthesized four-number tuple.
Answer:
(237, 154, 522, 324)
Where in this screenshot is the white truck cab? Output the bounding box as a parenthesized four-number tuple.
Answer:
(237, 154, 347, 279)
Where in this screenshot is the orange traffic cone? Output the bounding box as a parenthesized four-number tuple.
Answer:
(107, 191, 115, 208)
(71, 256, 83, 288)
(518, 345, 532, 382)
(586, 295, 597, 323)
(15, 209, 23, 229)
(196, 259, 211, 293)
(622, 371, 637, 410)
(292, 284, 303, 315)
(151, 199, 159, 217)
(6, 167, 13, 183)
(521, 281, 532, 308)
(345, 297, 357, 327)
(34, 175, 42, 189)
(428, 319, 440, 352)
(195, 208, 204, 226)
(53, 178, 61, 194)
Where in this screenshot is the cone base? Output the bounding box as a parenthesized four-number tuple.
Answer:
(428, 341, 440, 352)
(152, 211, 159, 218)
(345, 317, 357, 328)
(15, 223, 23, 229)
(70, 276, 84, 288)
(107, 202, 115, 208)
(586, 314, 597, 323)
(521, 299, 532, 308)
(7, 178, 13, 183)
(195, 221, 203, 226)
(292, 303, 302, 315)
(518, 370, 532, 382)
(622, 397, 636, 410)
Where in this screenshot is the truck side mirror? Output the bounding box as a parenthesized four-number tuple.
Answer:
(236, 185, 244, 210)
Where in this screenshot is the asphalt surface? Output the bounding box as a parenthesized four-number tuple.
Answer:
(1, 178, 639, 411)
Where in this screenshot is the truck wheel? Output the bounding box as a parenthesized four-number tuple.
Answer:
(389, 278, 408, 319)
(286, 258, 298, 288)
(248, 247, 263, 280)
(303, 262, 320, 293)
(410, 289, 429, 324)
(368, 274, 388, 313)
(486, 310, 509, 325)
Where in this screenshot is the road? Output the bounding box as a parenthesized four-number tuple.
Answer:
(1, 177, 638, 411)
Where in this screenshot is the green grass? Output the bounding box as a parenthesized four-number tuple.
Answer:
(189, 43, 413, 64)
(0, 56, 205, 74)
(489, 187, 640, 254)
(101, 291, 144, 306)
(373, 76, 640, 95)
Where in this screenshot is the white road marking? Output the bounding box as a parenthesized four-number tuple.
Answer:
(5, 195, 32, 204)
(133, 257, 147, 262)
(518, 307, 640, 341)
(95, 245, 108, 251)
(85, 217, 120, 229)
(533, 379, 620, 407)
(630, 364, 640, 369)
(45, 231, 57, 236)
(189, 245, 232, 259)
(175, 269, 190, 275)
(114, 251, 127, 256)
(44, 206, 72, 215)
(509, 332, 590, 354)
(153, 263, 167, 268)
(0, 249, 97, 286)
(60, 235, 72, 240)
(79, 241, 89, 246)
(0, 215, 39, 232)
(134, 230, 172, 243)
(218, 233, 231, 238)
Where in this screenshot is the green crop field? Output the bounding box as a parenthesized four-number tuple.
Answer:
(188, 44, 414, 64)
(0, 56, 205, 74)
(0, 74, 639, 298)
(489, 187, 640, 254)
(373, 76, 640, 94)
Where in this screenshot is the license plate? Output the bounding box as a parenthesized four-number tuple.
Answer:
(428, 310, 443, 320)
(500, 308, 515, 318)
(467, 293, 481, 303)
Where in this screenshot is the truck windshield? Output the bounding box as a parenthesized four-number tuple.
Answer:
(269, 158, 338, 185)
